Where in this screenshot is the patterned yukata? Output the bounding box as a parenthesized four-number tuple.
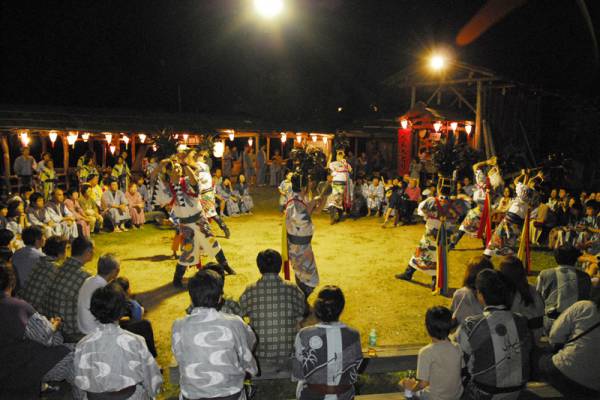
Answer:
(19, 255, 58, 317)
(484, 182, 538, 257)
(235, 183, 254, 213)
(409, 197, 470, 275)
(39, 167, 56, 201)
(196, 161, 219, 218)
(74, 323, 162, 399)
(365, 182, 384, 211)
(326, 160, 353, 211)
(154, 178, 222, 266)
(279, 179, 293, 211)
(172, 307, 258, 400)
(101, 189, 131, 227)
(217, 184, 241, 216)
(459, 169, 488, 236)
(27, 206, 59, 238)
(46, 200, 79, 240)
(286, 194, 319, 292)
(456, 305, 532, 400)
(292, 322, 362, 400)
(111, 162, 131, 191)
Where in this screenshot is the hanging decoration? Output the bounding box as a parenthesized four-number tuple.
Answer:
(183, 133, 189, 143)
(311, 134, 317, 142)
(400, 119, 409, 130)
(138, 133, 147, 143)
(227, 130, 235, 141)
(152, 144, 158, 152)
(322, 136, 328, 144)
(82, 132, 90, 142)
(248, 137, 254, 147)
(296, 133, 302, 144)
(281, 132, 287, 143)
(450, 122, 458, 132)
(109, 145, 116, 155)
(67, 131, 79, 148)
(213, 141, 225, 158)
(433, 121, 442, 133)
(465, 123, 472, 135)
(104, 132, 113, 143)
(122, 135, 130, 149)
(19, 131, 30, 147)
(48, 130, 58, 147)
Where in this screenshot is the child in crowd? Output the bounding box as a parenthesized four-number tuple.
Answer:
(235, 174, 254, 214)
(114, 277, 145, 321)
(39, 160, 56, 201)
(278, 171, 293, 212)
(400, 306, 463, 400)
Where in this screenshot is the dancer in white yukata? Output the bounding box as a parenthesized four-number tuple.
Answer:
(284, 173, 321, 298)
(153, 158, 235, 287)
(172, 269, 257, 400)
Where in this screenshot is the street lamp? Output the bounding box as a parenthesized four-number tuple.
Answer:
(254, 0, 284, 19)
(429, 54, 446, 71)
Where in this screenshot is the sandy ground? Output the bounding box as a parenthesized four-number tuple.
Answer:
(86, 187, 554, 399)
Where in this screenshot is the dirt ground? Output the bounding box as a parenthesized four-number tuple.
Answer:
(86, 187, 554, 399)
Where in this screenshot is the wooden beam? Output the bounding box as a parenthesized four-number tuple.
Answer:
(474, 80, 483, 151)
(448, 86, 476, 113)
(426, 86, 443, 104)
(410, 86, 416, 108)
(1, 134, 11, 192)
(61, 133, 70, 190)
(397, 76, 499, 88)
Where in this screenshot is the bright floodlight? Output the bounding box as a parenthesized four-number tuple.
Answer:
(254, 0, 284, 18)
(430, 55, 446, 71)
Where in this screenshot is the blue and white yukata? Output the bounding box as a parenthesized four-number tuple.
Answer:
(326, 160, 353, 212)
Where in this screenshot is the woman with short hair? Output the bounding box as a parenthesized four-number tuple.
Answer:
(450, 256, 494, 325)
(292, 286, 362, 400)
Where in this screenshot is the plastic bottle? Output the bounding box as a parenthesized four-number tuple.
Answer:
(367, 328, 377, 356)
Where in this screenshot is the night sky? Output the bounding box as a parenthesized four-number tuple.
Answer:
(2, 0, 599, 121)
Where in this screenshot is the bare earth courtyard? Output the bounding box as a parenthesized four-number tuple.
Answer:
(82, 188, 554, 399)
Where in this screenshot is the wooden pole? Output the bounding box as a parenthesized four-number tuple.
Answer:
(61, 133, 70, 190)
(474, 80, 483, 151)
(131, 135, 136, 166)
(41, 135, 47, 155)
(1, 134, 11, 193)
(410, 86, 416, 108)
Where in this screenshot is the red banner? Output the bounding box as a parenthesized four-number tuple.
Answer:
(397, 128, 412, 176)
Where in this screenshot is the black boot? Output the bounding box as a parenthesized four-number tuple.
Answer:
(173, 264, 186, 288)
(216, 250, 236, 275)
(395, 265, 416, 281)
(214, 215, 230, 239)
(449, 231, 465, 251)
(431, 276, 437, 291)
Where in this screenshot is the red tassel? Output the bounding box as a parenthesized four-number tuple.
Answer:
(283, 260, 290, 281)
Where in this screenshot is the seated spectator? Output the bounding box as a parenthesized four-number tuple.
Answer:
(77, 253, 121, 335)
(0, 229, 14, 264)
(400, 306, 463, 400)
(574, 200, 599, 250)
(20, 236, 68, 316)
(172, 269, 257, 400)
(46, 188, 79, 241)
(64, 188, 94, 238)
(125, 183, 146, 228)
(74, 284, 162, 399)
(200, 262, 241, 315)
(47, 236, 94, 342)
(113, 276, 158, 358)
(450, 256, 494, 325)
(277, 172, 293, 213)
(5, 198, 26, 249)
(240, 249, 306, 373)
(87, 174, 104, 208)
(101, 178, 131, 232)
(403, 178, 421, 224)
(11, 226, 45, 290)
(549, 197, 582, 249)
(456, 269, 532, 400)
(535, 296, 600, 397)
(27, 192, 59, 238)
(365, 176, 384, 217)
(293, 286, 362, 400)
(0, 265, 80, 399)
(79, 183, 104, 233)
(217, 177, 241, 217)
(0, 202, 7, 229)
(499, 256, 545, 344)
(536, 245, 591, 333)
(235, 173, 254, 214)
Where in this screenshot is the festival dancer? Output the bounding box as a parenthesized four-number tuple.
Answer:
(283, 173, 321, 299)
(396, 179, 470, 291)
(484, 169, 543, 257)
(194, 143, 231, 238)
(450, 156, 497, 250)
(153, 158, 235, 288)
(326, 143, 353, 224)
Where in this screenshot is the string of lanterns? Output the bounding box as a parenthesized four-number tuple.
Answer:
(400, 118, 474, 136)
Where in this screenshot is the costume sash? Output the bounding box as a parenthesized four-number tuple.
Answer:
(435, 217, 449, 296)
(477, 191, 492, 247)
(518, 207, 531, 274)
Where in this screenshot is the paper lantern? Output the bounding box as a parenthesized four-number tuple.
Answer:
(82, 132, 90, 142)
(228, 130, 235, 141)
(104, 133, 113, 143)
(311, 134, 317, 142)
(296, 133, 302, 144)
(48, 130, 58, 146)
(213, 141, 225, 158)
(138, 133, 147, 143)
(67, 131, 79, 148)
(322, 136, 328, 144)
(183, 133, 189, 143)
(19, 131, 30, 147)
(450, 122, 458, 132)
(465, 123, 472, 135)
(400, 119, 408, 130)
(109, 145, 116, 155)
(152, 144, 158, 152)
(122, 135, 130, 148)
(433, 121, 442, 133)
(281, 132, 287, 143)
(248, 137, 254, 147)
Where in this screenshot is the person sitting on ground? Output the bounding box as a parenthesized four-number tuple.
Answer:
(172, 269, 257, 400)
(11, 225, 45, 291)
(74, 284, 162, 399)
(27, 192, 58, 239)
(0, 265, 81, 399)
(101, 178, 131, 232)
(292, 285, 362, 400)
(535, 294, 600, 397)
(240, 249, 306, 373)
(114, 276, 145, 321)
(0, 228, 14, 264)
(216, 177, 241, 217)
(400, 306, 463, 400)
(46, 236, 94, 342)
(197, 262, 241, 315)
(235, 173, 254, 214)
(536, 244, 592, 333)
(79, 183, 104, 233)
(125, 182, 146, 228)
(456, 269, 532, 400)
(499, 256, 545, 344)
(450, 256, 494, 325)
(20, 236, 68, 317)
(46, 188, 79, 241)
(365, 176, 385, 217)
(87, 174, 104, 208)
(5, 198, 26, 249)
(64, 188, 94, 238)
(77, 253, 121, 335)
